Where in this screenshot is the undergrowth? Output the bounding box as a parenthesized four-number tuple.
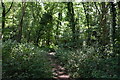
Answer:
(55, 46, 119, 78)
(2, 40, 53, 79)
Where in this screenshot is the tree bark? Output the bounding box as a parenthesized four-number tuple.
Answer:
(1, 2, 5, 30)
(67, 2, 76, 47)
(82, 2, 91, 45)
(5, 2, 13, 14)
(100, 2, 109, 46)
(110, 2, 116, 56)
(17, 2, 26, 42)
(1, 2, 13, 41)
(55, 12, 62, 45)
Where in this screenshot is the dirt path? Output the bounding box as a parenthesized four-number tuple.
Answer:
(48, 52, 74, 80)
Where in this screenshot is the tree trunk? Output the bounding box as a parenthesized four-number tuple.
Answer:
(35, 29, 41, 46)
(110, 2, 116, 56)
(1, 2, 5, 39)
(82, 2, 90, 45)
(100, 2, 108, 46)
(117, 1, 120, 77)
(67, 2, 76, 47)
(17, 2, 26, 42)
(2, 2, 13, 41)
(46, 30, 50, 46)
(118, 1, 120, 10)
(55, 12, 62, 45)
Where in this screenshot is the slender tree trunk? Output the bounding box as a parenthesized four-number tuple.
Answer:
(17, 2, 26, 42)
(110, 2, 116, 56)
(1, 2, 13, 41)
(35, 29, 41, 46)
(67, 2, 76, 47)
(118, 1, 120, 10)
(82, 2, 91, 45)
(55, 12, 62, 45)
(101, 3, 110, 46)
(46, 15, 53, 47)
(46, 29, 50, 46)
(117, 1, 120, 77)
(1, 2, 5, 35)
(98, 2, 109, 56)
(117, 2, 120, 33)
(82, 3, 89, 30)
(101, 2, 108, 46)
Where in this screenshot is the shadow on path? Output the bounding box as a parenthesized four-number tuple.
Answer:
(48, 52, 74, 80)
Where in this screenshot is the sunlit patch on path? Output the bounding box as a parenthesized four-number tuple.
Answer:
(48, 52, 73, 80)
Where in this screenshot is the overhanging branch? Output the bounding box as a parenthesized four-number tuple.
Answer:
(5, 2, 13, 14)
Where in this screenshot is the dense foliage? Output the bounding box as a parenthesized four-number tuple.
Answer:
(1, 1, 120, 79)
(2, 40, 52, 79)
(56, 46, 118, 78)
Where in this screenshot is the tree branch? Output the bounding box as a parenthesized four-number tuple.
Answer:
(94, 2, 101, 14)
(5, 2, 13, 14)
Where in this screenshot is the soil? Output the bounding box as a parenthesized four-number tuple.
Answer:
(47, 52, 74, 80)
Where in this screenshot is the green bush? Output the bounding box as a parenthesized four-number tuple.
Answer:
(2, 40, 17, 59)
(2, 40, 52, 79)
(55, 46, 119, 78)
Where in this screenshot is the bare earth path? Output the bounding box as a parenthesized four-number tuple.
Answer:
(48, 52, 74, 80)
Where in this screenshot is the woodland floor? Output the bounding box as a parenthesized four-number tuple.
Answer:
(48, 52, 74, 80)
